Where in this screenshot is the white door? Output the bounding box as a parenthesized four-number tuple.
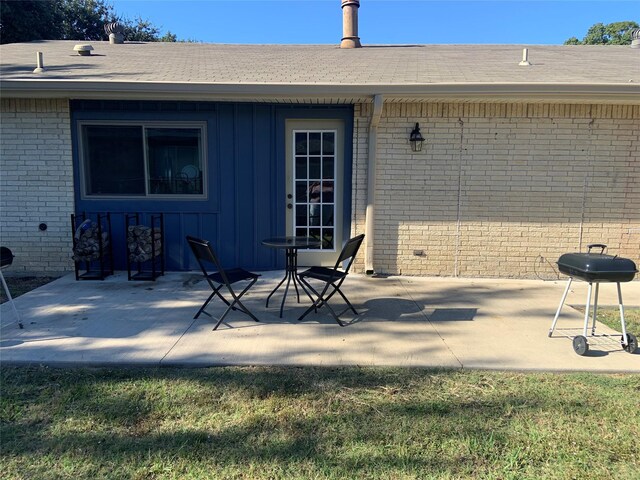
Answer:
(285, 119, 344, 266)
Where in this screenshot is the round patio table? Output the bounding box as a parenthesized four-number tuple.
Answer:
(262, 236, 322, 318)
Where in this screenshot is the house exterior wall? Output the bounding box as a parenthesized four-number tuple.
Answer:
(0, 99, 354, 275)
(351, 102, 640, 279)
(2, 97, 638, 280)
(0, 99, 74, 274)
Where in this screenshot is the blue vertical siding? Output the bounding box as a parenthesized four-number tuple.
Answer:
(71, 100, 353, 271)
(254, 105, 280, 270)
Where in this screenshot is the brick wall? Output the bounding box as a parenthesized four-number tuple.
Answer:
(351, 103, 640, 278)
(0, 98, 74, 274)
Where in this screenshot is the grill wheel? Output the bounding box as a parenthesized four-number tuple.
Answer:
(622, 334, 638, 354)
(572, 335, 589, 356)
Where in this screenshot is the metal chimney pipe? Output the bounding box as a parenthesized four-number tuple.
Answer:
(340, 0, 361, 48)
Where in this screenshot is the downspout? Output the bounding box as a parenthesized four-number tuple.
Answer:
(364, 94, 384, 274)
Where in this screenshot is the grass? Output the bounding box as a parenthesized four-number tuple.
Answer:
(572, 306, 640, 335)
(1, 366, 639, 480)
(0, 276, 58, 304)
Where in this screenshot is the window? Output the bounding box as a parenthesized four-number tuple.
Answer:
(80, 123, 205, 197)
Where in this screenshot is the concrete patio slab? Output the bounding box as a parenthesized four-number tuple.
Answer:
(399, 276, 640, 372)
(164, 274, 460, 368)
(1, 271, 639, 372)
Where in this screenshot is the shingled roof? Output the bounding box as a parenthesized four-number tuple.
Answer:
(1, 40, 639, 103)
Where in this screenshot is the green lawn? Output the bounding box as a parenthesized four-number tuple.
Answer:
(1, 366, 639, 480)
(572, 306, 640, 335)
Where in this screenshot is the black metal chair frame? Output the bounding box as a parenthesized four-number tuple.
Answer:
(186, 236, 260, 330)
(298, 234, 365, 326)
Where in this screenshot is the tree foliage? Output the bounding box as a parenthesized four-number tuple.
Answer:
(0, 0, 178, 44)
(121, 16, 177, 43)
(0, 0, 61, 43)
(564, 21, 639, 45)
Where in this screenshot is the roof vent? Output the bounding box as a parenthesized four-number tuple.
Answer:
(105, 22, 125, 44)
(631, 29, 640, 49)
(73, 44, 94, 56)
(519, 48, 531, 66)
(33, 51, 45, 73)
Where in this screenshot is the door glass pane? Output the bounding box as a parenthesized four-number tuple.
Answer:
(322, 205, 334, 226)
(322, 132, 335, 155)
(321, 181, 334, 203)
(309, 184, 321, 226)
(295, 156, 307, 179)
(296, 205, 307, 226)
(147, 127, 203, 195)
(322, 228, 334, 249)
(309, 133, 321, 155)
(309, 157, 321, 179)
(293, 130, 336, 251)
(295, 132, 307, 154)
(295, 181, 308, 202)
(82, 125, 145, 195)
(322, 157, 334, 179)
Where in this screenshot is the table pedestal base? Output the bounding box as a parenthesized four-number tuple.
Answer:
(266, 248, 312, 318)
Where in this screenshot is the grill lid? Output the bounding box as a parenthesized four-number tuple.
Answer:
(1, 246, 14, 268)
(557, 244, 638, 283)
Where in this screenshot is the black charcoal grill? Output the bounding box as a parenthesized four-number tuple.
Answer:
(549, 244, 638, 355)
(1, 246, 14, 268)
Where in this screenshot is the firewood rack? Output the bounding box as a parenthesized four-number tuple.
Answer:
(71, 212, 114, 280)
(125, 213, 164, 281)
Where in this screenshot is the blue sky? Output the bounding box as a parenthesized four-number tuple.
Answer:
(109, 0, 638, 45)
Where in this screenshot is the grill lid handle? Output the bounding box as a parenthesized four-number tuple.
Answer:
(587, 243, 607, 254)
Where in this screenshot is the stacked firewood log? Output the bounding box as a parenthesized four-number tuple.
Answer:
(72, 221, 110, 262)
(127, 225, 162, 263)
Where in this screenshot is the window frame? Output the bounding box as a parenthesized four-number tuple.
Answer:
(78, 120, 208, 200)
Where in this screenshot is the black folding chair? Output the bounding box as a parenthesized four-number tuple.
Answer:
(186, 236, 260, 330)
(298, 234, 365, 326)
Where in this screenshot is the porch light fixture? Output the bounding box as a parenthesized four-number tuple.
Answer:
(409, 123, 425, 152)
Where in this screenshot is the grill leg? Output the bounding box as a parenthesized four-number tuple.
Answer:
(0, 269, 22, 328)
(549, 277, 572, 337)
(591, 283, 599, 336)
(617, 282, 628, 341)
(583, 282, 593, 338)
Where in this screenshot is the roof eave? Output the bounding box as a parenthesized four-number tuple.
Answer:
(1, 80, 639, 104)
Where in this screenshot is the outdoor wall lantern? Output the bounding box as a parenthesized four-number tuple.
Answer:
(409, 123, 425, 152)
